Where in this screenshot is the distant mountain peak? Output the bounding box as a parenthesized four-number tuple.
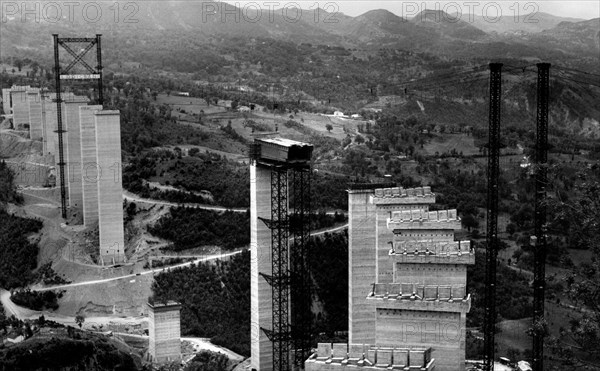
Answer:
(412, 9, 457, 23)
(358, 9, 407, 22)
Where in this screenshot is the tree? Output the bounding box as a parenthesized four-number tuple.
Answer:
(462, 213, 479, 232)
(231, 100, 238, 110)
(326, 124, 333, 132)
(75, 314, 85, 328)
(550, 168, 600, 360)
(184, 351, 228, 371)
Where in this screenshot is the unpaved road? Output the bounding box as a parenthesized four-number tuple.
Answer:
(34, 250, 244, 292)
(181, 337, 245, 361)
(0, 288, 146, 327)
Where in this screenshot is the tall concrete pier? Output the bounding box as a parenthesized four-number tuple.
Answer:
(27, 91, 43, 141)
(95, 110, 125, 264)
(79, 105, 103, 227)
(250, 163, 274, 371)
(348, 187, 377, 345)
(64, 97, 90, 210)
(11, 86, 31, 128)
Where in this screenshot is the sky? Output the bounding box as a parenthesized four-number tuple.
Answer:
(223, 0, 600, 20)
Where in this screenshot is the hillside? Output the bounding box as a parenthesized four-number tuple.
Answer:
(1, 3, 598, 70)
(410, 10, 488, 40)
(466, 12, 585, 34)
(0, 326, 139, 370)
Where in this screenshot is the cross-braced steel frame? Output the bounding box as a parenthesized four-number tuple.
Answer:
(256, 157, 312, 371)
(483, 62, 502, 371)
(268, 167, 291, 371)
(533, 62, 550, 371)
(291, 168, 312, 367)
(52, 34, 104, 218)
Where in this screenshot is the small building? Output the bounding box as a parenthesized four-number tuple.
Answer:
(238, 106, 251, 112)
(351, 113, 361, 119)
(517, 360, 532, 371)
(333, 111, 345, 117)
(176, 92, 190, 97)
(147, 301, 182, 364)
(3, 332, 25, 345)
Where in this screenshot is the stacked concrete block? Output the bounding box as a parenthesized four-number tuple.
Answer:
(250, 163, 273, 371)
(79, 105, 103, 227)
(63, 97, 90, 209)
(147, 301, 182, 364)
(95, 110, 125, 264)
(305, 343, 434, 370)
(27, 91, 43, 140)
(344, 186, 474, 371)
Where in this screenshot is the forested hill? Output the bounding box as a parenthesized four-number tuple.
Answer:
(0, 163, 43, 290)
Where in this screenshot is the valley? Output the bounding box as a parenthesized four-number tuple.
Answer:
(1, 2, 599, 370)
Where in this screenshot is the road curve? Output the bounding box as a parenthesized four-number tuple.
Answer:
(34, 250, 244, 292)
(35, 222, 348, 292)
(123, 192, 248, 213)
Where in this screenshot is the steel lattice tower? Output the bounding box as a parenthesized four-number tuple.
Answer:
(533, 62, 550, 371)
(250, 138, 313, 371)
(291, 168, 311, 367)
(270, 167, 291, 371)
(483, 62, 502, 371)
(52, 34, 104, 218)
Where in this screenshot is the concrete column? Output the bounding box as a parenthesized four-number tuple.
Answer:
(79, 105, 103, 227)
(348, 189, 377, 345)
(44, 93, 73, 156)
(251, 164, 273, 371)
(2, 88, 11, 115)
(63, 98, 89, 211)
(41, 97, 48, 154)
(27, 91, 43, 141)
(148, 301, 182, 364)
(11, 89, 29, 128)
(43, 99, 56, 155)
(95, 110, 125, 264)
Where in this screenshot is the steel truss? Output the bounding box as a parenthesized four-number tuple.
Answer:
(484, 62, 503, 371)
(258, 163, 312, 371)
(533, 63, 550, 371)
(290, 168, 312, 367)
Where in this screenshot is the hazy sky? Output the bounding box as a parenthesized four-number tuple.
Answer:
(223, 1, 600, 20)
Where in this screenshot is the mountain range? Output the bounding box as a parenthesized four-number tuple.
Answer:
(1, 1, 598, 66)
